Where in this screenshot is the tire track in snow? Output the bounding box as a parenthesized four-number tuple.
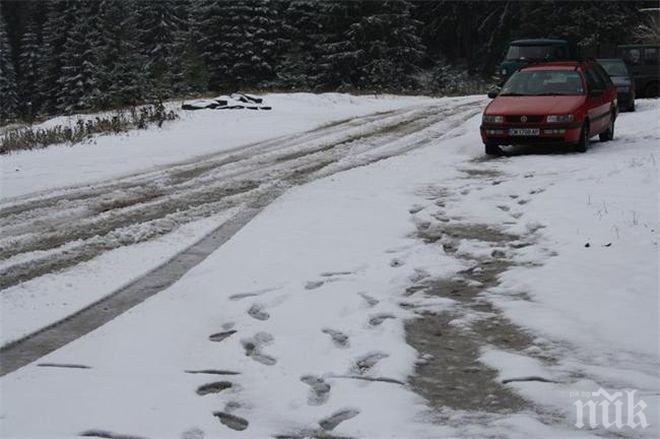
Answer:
(0, 100, 484, 374)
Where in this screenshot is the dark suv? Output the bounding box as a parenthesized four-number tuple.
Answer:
(497, 39, 579, 84)
(598, 59, 635, 111)
(618, 44, 660, 97)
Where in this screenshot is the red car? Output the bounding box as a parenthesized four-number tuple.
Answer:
(481, 61, 618, 155)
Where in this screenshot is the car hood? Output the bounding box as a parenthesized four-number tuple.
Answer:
(486, 95, 586, 116)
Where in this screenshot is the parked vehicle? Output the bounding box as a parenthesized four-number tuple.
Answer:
(597, 59, 635, 111)
(481, 61, 618, 155)
(497, 39, 579, 84)
(618, 44, 660, 97)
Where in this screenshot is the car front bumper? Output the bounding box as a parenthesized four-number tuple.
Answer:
(480, 123, 582, 146)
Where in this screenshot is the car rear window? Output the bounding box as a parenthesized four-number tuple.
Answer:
(500, 70, 584, 96)
(506, 45, 567, 61)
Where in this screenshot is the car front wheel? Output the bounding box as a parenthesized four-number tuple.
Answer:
(484, 142, 503, 156)
(575, 122, 590, 153)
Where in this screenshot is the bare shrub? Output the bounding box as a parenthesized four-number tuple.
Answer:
(0, 103, 178, 154)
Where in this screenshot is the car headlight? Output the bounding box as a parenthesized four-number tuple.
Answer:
(546, 114, 574, 123)
(483, 115, 504, 124)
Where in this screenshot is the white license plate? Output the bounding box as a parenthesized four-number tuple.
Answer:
(509, 128, 540, 136)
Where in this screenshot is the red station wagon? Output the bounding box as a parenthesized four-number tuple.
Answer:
(481, 61, 618, 155)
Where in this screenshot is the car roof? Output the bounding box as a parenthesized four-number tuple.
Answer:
(618, 44, 660, 49)
(520, 61, 585, 71)
(510, 39, 568, 46)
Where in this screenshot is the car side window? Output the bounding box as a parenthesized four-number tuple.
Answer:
(644, 47, 659, 66)
(585, 68, 604, 91)
(593, 64, 613, 86)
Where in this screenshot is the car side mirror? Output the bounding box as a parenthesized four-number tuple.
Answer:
(487, 90, 499, 99)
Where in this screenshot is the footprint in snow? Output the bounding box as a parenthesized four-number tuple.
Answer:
(196, 381, 233, 396)
(301, 375, 331, 405)
(185, 369, 241, 376)
(242, 332, 277, 365)
(37, 363, 91, 369)
(180, 427, 205, 439)
(79, 430, 146, 439)
(322, 328, 349, 347)
(496, 205, 510, 212)
(247, 304, 270, 321)
(305, 280, 325, 290)
(368, 313, 395, 327)
(354, 351, 389, 374)
(319, 408, 360, 431)
(390, 258, 404, 268)
(229, 292, 261, 301)
(208, 330, 237, 342)
(213, 412, 249, 431)
(358, 292, 379, 307)
(229, 286, 281, 301)
(320, 271, 354, 278)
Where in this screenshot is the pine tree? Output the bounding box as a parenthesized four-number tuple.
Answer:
(199, 0, 283, 90)
(314, 1, 363, 90)
(39, 1, 73, 114)
(137, 0, 182, 99)
(17, 12, 41, 117)
(278, 1, 320, 89)
(97, 0, 145, 108)
(0, 8, 19, 123)
(57, 1, 102, 112)
(197, 0, 225, 91)
(170, 0, 208, 95)
(348, 1, 425, 91)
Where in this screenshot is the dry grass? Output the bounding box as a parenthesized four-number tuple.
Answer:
(0, 103, 178, 154)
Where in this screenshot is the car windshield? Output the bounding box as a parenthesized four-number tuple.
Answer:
(598, 60, 629, 77)
(506, 44, 566, 60)
(500, 70, 585, 96)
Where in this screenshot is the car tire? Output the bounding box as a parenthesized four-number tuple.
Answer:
(575, 122, 589, 153)
(599, 115, 614, 142)
(629, 100, 635, 112)
(484, 142, 502, 156)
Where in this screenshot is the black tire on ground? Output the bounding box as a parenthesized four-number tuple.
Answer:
(629, 100, 635, 112)
(599, 114, 614, 142)
(575, 122, 590, 153)
(484, 142, 503, 156)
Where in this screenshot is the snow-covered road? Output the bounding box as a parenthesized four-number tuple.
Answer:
(0, 94, 658, 438)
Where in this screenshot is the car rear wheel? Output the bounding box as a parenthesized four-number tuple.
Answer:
(599, 114, 614, 142)
(575, 122, 589, 153)
(629, 99, 636, 112)
(484, 142, 503, 156)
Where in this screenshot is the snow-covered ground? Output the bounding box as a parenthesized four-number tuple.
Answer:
(1, 93, 435, 200)
(0, 94, 658, 438)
